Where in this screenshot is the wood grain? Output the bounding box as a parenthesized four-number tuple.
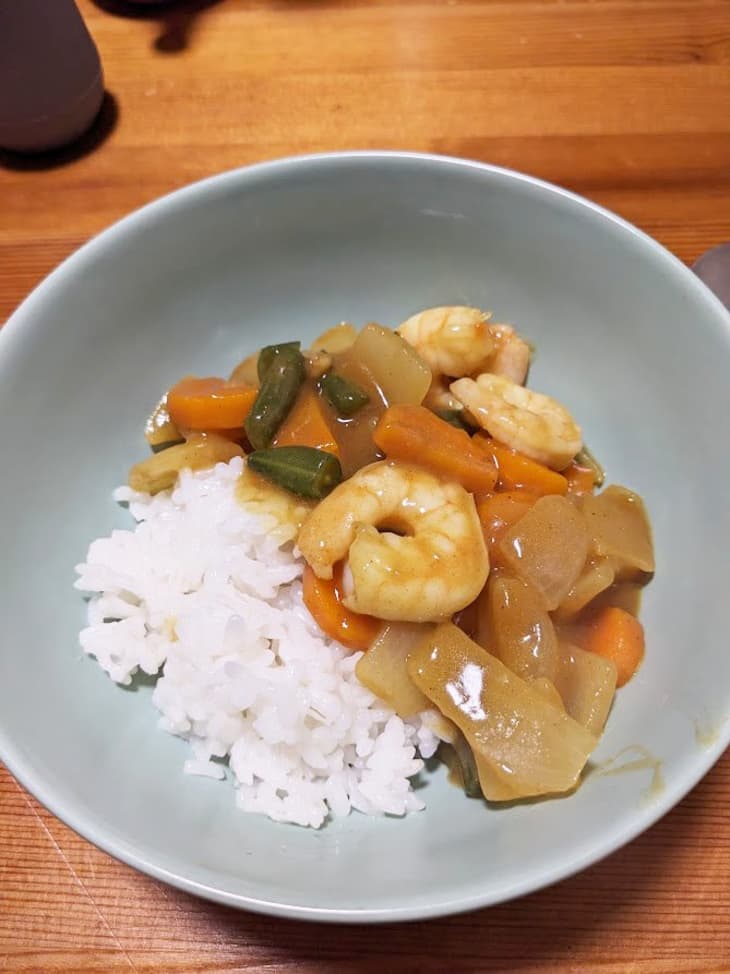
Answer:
(2, 0, 730, 970)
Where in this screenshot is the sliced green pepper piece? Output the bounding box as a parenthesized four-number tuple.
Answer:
(247, 446, 342, 499)
(245, 346, 306, 449)
(320, 371, 370, 417)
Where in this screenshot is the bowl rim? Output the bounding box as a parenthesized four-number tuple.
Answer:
(2, 149, 730, 923)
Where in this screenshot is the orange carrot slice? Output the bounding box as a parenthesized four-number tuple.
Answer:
(302, 563, 382, 651)
(473, 434, 568, 496)
(565, 461, 596, 495)
(475, 491, 537, 558)
(373, 404, 498, 494)
(582, 606, 645, 687)
(272, 386, 339, 457)
(167, 377, 257, 431)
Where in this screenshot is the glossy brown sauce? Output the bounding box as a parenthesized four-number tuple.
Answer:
(318, 350, 388, 478)
(236, 333, 655, 805)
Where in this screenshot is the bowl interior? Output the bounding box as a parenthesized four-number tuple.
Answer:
(1, 154, 729, 920)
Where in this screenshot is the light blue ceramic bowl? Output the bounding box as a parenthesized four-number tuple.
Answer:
(1, 153, 729, 922)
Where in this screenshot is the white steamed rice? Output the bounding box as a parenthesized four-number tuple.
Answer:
(74, 456, 438, 828)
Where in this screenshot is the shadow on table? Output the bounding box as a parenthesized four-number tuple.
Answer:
(91, 0, 224, 53)
(194, 768, 717, 973)
(0, 92, 119, 172)
(91, 0, 360, 53)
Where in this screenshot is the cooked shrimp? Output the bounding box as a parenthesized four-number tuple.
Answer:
(297, 460, 489, 622)
(450, 373, 582, 470)
(486, 323, 531, 386)
(397, 306, 494, 377)
(422, 375, 466, 413)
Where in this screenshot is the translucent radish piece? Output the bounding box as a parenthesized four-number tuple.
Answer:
(408, 623, 597, 801)
(485, 574, 560, 682)
(498, 495, 590, 609)
(579, 485, 654, 581)
(355, 622, 435, 718)
(555, 642, 617, 736)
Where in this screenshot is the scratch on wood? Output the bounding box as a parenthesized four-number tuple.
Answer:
(13, 779, 139, 973)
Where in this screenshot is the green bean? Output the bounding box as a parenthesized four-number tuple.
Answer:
(449, 732, 483, 799)
(320, 371, 370, 416)
(257, 341, 301, 382)
(435, 408, 473, 433)
(245, 346, 306, 449)
(575, 444, 605, 487)
(247, 446, 342, 499)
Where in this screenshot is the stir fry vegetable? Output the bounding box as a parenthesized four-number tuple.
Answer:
(475, 491, 536, 559)
(167, 377, 257, 431)
(575, 444, 606, 488)
(474, 435, 569, 496)
(349, 323, 431, 404)
(581, 606, 645, 687)
(497, 495, 591, 610)
(481, 574, 560, 682)
(272, 386, 339, 456)
(450, 730, 483, 799)
(565, 460, 597, 495)
(555, 643, 617, 735)
(245, 344, 306, 449)
(373, 404, 498, 494)
(320, 372, 370, 416)
(355, 622, 434, 717)
(144, 394, 182, 449)
(129, 433, 243, 493)
(407, 623, 597, 801)
(302, 562, 381, 651)
(132, 304, 654, 806)
(434, 407, 473, 432)
(247, 446, 342, 500)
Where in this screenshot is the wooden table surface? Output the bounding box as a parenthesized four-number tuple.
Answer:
(2, 0, 730, 970)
